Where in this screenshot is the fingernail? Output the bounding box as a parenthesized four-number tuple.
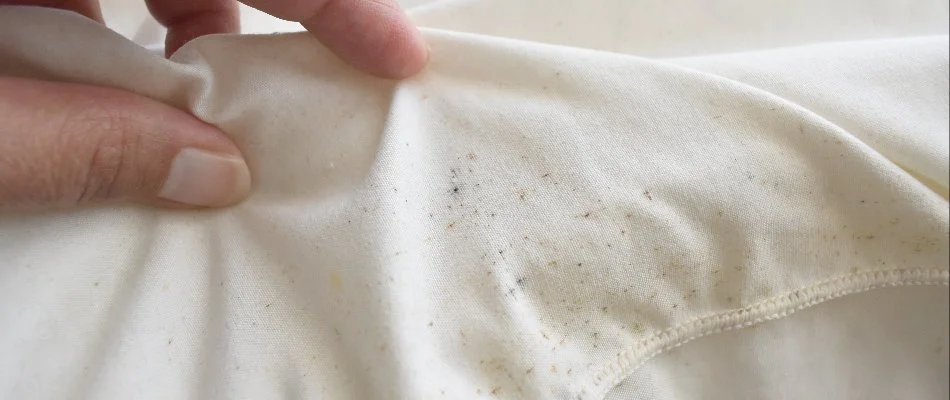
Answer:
(159, 148, 251, 207)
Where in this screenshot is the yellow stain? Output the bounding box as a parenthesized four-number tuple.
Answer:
(330, 271, 342, 292)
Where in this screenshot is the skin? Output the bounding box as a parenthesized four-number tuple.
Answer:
(0, 0, 428, 211)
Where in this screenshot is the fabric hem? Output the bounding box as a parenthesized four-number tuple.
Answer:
(577, 267, 950, 400)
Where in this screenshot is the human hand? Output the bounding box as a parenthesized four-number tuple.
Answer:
(0, 0, 427, 211)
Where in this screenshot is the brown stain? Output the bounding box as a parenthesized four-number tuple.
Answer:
(631, 322, 645, 334)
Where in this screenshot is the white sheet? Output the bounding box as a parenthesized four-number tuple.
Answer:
(0, 1, 947, 399)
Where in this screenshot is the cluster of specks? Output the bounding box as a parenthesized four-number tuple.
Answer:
(423, 150, 800, 390)
(471, 357, 528, 397)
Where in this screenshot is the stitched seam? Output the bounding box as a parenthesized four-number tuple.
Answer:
(577, 268, 950, 400)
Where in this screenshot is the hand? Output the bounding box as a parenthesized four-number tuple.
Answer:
(0, 0, 428, 211)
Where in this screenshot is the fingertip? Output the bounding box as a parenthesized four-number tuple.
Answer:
(391, 28, 430, 79)
(145, 0, 240, 57)
(301, 0, 430, 79)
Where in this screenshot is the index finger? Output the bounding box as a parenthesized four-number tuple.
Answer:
(240, 0, 428, 78)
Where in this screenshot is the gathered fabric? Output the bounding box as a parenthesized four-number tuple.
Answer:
(0, 2, 947, 399)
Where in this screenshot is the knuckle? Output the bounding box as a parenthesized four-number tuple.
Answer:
(63, 103, 144, 204)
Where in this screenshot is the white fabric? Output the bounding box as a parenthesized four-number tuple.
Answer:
(607, 286, 950, 400)
(0, 1, 948, 399)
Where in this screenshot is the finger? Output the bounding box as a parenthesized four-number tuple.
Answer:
(0, 77, 251, 211)
(144, 0, 241, 57)
(238, 0, 428, 78)
(0, 0, 103, 21)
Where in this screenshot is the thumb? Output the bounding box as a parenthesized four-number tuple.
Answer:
(0, 77, 251, 211)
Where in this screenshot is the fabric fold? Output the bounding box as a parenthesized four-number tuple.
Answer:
(0, 4, 947, 400)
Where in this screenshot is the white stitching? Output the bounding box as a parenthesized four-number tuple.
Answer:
(578, 268, 950, 400)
